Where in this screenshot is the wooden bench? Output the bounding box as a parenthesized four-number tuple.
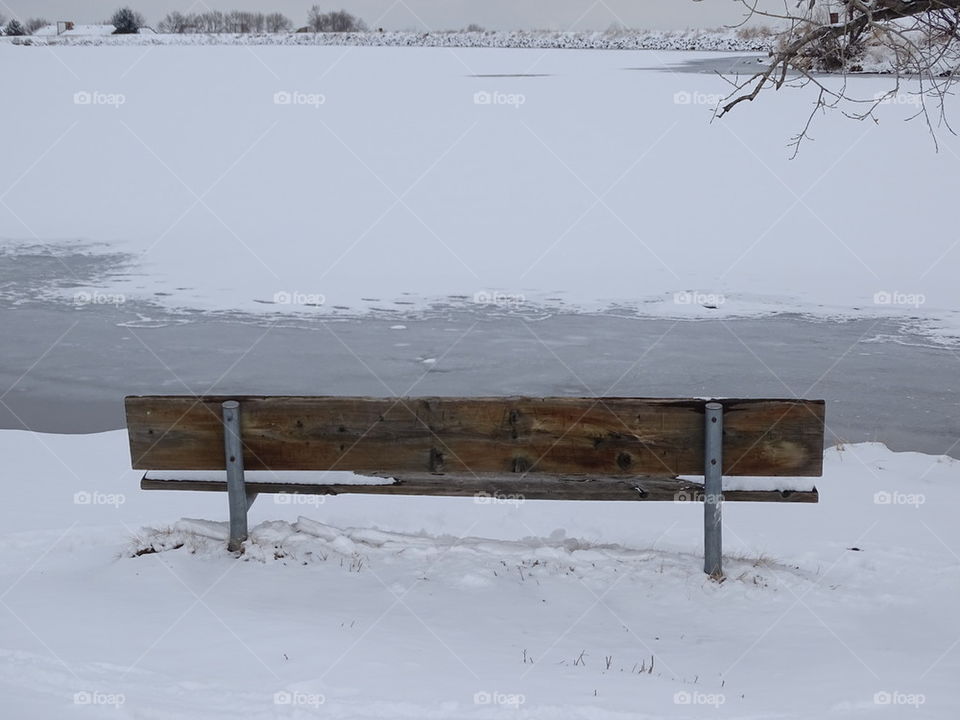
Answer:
(125, 396, 825, 577)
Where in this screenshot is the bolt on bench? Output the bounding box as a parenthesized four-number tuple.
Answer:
(125, 396, 825, 577)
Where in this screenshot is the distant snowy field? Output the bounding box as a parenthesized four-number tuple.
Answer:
(1, 44, 958, 340)
(2, 429, 959, 718)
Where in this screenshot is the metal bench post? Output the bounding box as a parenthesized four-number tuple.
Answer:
(222, 400, 248, 552)
(703, 402, 723, 577)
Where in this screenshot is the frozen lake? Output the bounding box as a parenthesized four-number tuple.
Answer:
(1, 288, 956, 457)
(1, 45, 957, 453)
(1, 45, 958, 329)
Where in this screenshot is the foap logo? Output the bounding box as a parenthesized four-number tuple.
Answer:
(473, 90, 526, 108)
(273, 90, 326, 108)
(273, 690, 325, 708)
(673, 91, 724, 106)
(473, 290, 525, 309)
(473, 690, 526, 708)
(74, 491, 126, 508)
(274, 492, 326, 508)
(73, 691, 125, 708)
(674, 490, 724, 504)
(73, 90, 126, 108)
(873, 290, 925, 308)
(74, 290, 126, 307)
(874, 690, 926, 708)
(874, 490, 925, 508)
(673, 690, 725, 707)
(273, 290, 325, 307)
(873, 91, 923, 107)
(674, 291, 725, 308)
(473, 491, 525, 507)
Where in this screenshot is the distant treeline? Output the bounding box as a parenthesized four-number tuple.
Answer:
(157, 7, 367, 34)
(0, 6, 490, 36)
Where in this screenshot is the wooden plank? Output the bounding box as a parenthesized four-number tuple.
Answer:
(140, 472, 819, 503)
(125, 396, 825, 476)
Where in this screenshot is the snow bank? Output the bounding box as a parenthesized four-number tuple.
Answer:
(1, 427, 958, 717)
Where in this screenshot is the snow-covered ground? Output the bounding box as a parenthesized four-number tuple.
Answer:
(1, 428, 958, 717)
(2, 45, 958, 342)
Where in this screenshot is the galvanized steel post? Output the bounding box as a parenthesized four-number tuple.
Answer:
(703, 402, 723, 577)
(222, 400, 248, 552)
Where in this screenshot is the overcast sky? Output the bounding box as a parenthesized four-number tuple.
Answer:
(0, 1, 779, 31)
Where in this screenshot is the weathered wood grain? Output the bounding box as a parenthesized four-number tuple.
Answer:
(125, 396, 825, 477)
(141, 472, 819, 503)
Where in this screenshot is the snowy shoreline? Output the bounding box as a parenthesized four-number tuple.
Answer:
(2, 428, 958, 717)
(5, 28, 774, 52)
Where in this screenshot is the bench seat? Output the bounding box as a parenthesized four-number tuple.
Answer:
(142, 471, 818, 503)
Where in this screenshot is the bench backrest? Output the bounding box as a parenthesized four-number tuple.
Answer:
(125, 396, 825, 477)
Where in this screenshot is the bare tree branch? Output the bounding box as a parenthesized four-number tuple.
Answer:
(719, 1, 960, 153)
